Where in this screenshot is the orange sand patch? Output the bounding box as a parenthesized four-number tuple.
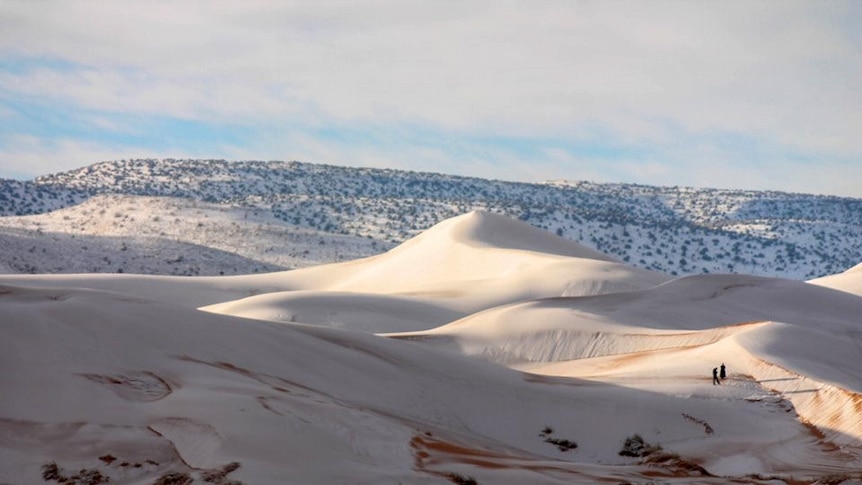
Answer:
(409, 434, 625, 482)
(409, 434, 727, 483)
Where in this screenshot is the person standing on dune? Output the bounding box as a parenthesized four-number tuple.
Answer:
(720, 363, 726, 380)
(712, 367, 721, 385)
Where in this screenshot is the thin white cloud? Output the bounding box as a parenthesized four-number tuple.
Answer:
(1, 0, 860, 195)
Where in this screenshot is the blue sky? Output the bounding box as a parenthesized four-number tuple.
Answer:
(1, 1, 861, 197)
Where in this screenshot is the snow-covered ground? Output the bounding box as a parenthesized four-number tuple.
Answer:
(0, 194, 386, 275)
(2, 211, 861, 484)
(4, 159, 862, 279)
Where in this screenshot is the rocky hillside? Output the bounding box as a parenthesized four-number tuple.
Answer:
(1, 159, 859, 279)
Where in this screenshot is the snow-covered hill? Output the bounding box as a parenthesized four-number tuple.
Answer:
(1, 159, 860, 279)
(2, 210, 860, 484)
(0, 193, 385, 275)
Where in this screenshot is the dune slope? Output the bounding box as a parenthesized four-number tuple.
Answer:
(2, 212, 861, 483)
(2, 284, 859, 484)
(809, 262, 862, 297)
(393, 273, 862, 449)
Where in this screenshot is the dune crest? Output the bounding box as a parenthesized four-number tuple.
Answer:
(809, 261, 862, 297)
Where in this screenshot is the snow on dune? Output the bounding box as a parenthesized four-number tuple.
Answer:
(392, 272, 862, 451)
(322, 210, 630, 286)
(3, 211, 862, 483)
(2, 284, 857, 484)
(196, 252, 666, 328)
(394, 274, 862, 362)
(525, 317, 862, 449)
(195, 211, 669, 329)
(734, 321, 862, 441)
(0, 210, 668, 314)
(217, 211, 669, 318)
(421, 209, 619, 261)
(201, 290, 464, 332)
(0, 273, 267, 308)
(810, 262, 862, 297)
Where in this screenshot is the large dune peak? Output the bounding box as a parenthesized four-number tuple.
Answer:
(403, 209, 617, 261)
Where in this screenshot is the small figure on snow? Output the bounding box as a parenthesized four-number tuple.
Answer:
(720, 363, 726, 380)
(712, 367, 721, 385)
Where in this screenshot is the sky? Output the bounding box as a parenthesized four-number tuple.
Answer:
(1, 1, 861, 197)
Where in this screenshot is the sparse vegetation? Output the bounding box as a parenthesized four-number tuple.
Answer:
(98, 455, 117, 465)
(41, 462, 61, 481)
(201, 462, 242, 484)
(40, 462, 109, 485)
(682, 413, 715, 434)
(643, 451, 712, 477)
(2, 159, 860, 279)
(809, 474, 853, 485)
(544, 437, 578, 451)
(72, 469, 110, 485)
(444, 472, 478, 485)
(619, 434, 662, 458)
(539, 426, 578, 451)
(39, 456, 235, 485)
(153, 472, 192, 485)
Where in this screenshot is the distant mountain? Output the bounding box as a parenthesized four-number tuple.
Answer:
(1, 158, 860, 278)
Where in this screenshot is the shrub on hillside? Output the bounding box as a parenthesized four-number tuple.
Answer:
(619, 434, 662, 457)
(445, 473, 477, 485)
(539, 426, 578, 451)
(153, 472, 192, 485)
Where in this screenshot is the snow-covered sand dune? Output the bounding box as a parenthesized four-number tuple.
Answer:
(2, 211, 861, 484)
(202, 290, 464, 333)
(0, 211, 669, 311)
(810, 262, 862, 297)
(393, 273, 862, 444)
(393, 274, 862, 358)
